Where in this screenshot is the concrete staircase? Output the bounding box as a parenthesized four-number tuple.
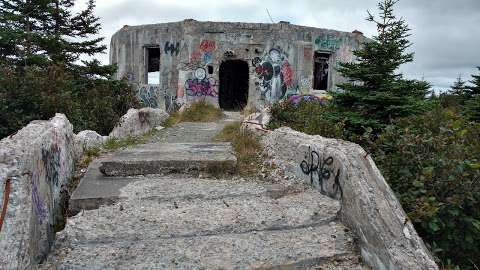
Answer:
(41, 114, 365, 269)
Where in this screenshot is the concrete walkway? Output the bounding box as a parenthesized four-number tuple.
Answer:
(41, 112, 365, 269)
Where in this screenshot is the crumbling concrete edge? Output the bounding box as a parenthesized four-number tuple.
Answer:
(263, 127, 438, 270)
(0, 114, 75, 269)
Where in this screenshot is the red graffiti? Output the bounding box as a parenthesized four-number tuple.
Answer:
(191, 49, 202, 62)
(199, 40, 216, 53)
(281, 62, 294, 87)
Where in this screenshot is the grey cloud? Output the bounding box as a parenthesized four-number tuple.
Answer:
(82, 0, 480, 90)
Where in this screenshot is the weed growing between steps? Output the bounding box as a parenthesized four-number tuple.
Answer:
(214, 121, 263, 176)
(163, 100, 224, 127)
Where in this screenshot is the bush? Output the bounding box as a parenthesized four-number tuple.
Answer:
(269, 100, 480, 269)
(374, 107, 480, 269)
(0, 65, 138, 138)
(268, 100, 345, 139)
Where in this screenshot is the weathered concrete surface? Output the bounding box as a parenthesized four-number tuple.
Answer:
(264, 127, 438, 270)
(99, 142, 237, 176)
(0, 114, 75, 269)
(110, 20, 366, 110)
(66, 188, 340, 242)
(43, 172, 363, 270)
(73, 130, 107, 160)
(43, 117, 367, 269)
(109, 107, 168, 139)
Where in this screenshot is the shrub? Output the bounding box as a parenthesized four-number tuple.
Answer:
(269, 101, 480, 269)
(0, 65, 138, 138)
(373, 107, 480, 269)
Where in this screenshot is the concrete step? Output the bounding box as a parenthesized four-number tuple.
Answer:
(69, 161, 291, 214)
(66, 189, 340, 243)
(99, 143, 237, 176)
(43, 223, 358, 270)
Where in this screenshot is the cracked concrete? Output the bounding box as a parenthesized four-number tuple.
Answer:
(40, 114, 366, 269)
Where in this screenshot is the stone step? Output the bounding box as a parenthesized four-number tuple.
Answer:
(99, 143, 237, 176)
(43, 223, 358, 270)
(66, 188, 340, 243)
(69, 162, 292, 214)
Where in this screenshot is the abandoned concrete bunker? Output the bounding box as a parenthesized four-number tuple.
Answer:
(110, 19, 366, 111)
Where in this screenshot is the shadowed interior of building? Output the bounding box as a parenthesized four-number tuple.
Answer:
(219, 60, 249, 110)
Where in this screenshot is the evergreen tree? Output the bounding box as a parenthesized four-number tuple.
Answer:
(464, 67, 480, 121)
(465, 67, 480, 97)
(0, 0, 108, 75)
(450, 75, 467, 96)
(332, 0, 429, 133)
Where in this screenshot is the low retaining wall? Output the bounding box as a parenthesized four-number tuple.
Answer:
(0, 114, 75, 269)
(263, 127, 438, 270)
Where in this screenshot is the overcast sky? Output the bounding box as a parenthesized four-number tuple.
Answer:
(75, 0, 480, 90)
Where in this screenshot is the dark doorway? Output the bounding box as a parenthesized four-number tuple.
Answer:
(146, 47, 160, 84)
(219, 60, 249, 110)
(313, 52, 331, 90)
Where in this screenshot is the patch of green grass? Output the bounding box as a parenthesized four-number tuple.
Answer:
(103, 136, 147, 151)
(165, 100, 224, 127)
(214, 121, 262, 176)
(163, 112, 181, 128)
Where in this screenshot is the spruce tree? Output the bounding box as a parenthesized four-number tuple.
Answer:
(465, 67, 480, 97)
(333, 0, 429, 133)
(0, 0, 108, 75)
(464, 67, 480, 121)
(450, 75, 467, 96)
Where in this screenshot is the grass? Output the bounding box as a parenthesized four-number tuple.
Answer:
(214, 121, 263, 176)
(164, 99, 224, 127)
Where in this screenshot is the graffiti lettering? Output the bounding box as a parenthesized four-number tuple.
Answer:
(199, 40, 216, 53)
(185, 78, 217, 97)
(315, 35, 342, 51)
(300, 146, 343, 199)
(164, 41, 180, 56)
(41, 145, 60, 188)
(137, 85, 159, 108)
(32, 179, 48, 224)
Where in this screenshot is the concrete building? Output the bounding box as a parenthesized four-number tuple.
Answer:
(110, 19, 366, 111)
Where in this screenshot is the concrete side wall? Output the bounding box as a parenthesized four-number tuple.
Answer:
(0, 114, 75, 269)
(110, 20, 364, 109)
(263, 127, 438, 270)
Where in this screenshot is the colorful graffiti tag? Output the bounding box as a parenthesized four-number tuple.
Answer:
(253, 48, 297, 103)
(185, 67, 217, 97)
(182, 40, 218, 99)
(137, 85, 160, 108)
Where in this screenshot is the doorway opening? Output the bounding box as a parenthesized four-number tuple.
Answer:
(219, 60, 249, 110)
(146, 46, 160, 84)
(313, 52, 331, 90)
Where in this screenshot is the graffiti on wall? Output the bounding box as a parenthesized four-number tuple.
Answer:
(299, 77, 312, 93)
(137, 85, 160, 108)
(300, 146, 343, 199)
(253, 48, 298, 103)
(185, 67, 217, 97)
(164, 41, 180, 56)
(315, 34, 343, 51)
(179, 39, 218, 100)
(31, 142, 62, 224)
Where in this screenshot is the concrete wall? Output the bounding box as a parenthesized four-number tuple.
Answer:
(263, 127, 438, 270)
(110, 20, 365, 110)
(0, 114, 75, 270)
